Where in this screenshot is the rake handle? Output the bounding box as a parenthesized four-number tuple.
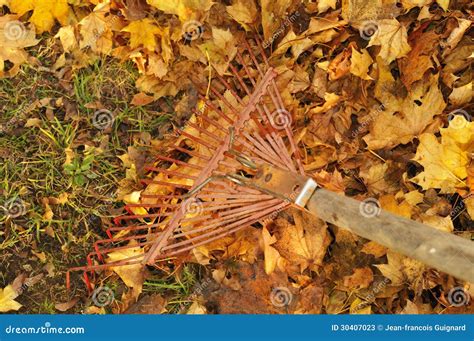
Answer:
(306, 188, 474, 283)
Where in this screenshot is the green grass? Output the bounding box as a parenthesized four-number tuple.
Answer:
(144, 265, 205, 313)
(0, 51, 171, 312)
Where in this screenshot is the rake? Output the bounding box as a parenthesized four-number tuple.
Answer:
(68, 38, 474, 291)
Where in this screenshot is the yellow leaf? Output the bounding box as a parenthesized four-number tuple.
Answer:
(379, 195, 412, 219)
(0, 15, 39, 48)
(350, 47, 373, 80)
(10, 0, 69, 33)
(107, 241, 144, 297)
(261, 227, 280, 275)
(146, 0, 214, 21)
(364, 75, 446, 149)
(375, 251, 425, 286)
(226, 0, 257, 29)
(466, 196, 474, 219)
(261, 0, 293, 41)
(436, 0, 449, 11)
(448, 82, 472, 107)
(421, 214, 453, 233)
(401, 0, 431, 10)
(410, 116, 474, 193)
(367, 19, 411, 64)
(318, 0, 337, 13)
(122, 18, 162, 51)
(274, 211, 330, 273)
(198, 27, 237, 75)
(55, 26, 78, 53)
(0, 285, 22, 313)
(187, 301, 207, 314)
(79, 12, 108, 51)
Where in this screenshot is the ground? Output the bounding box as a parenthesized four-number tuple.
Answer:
(0, 0, 473, 314)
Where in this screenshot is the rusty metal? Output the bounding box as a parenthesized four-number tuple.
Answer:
(68, 38, 305, 290)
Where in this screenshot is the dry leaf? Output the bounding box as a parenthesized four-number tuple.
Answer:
(122, 18, 162, 51)
(411, 116, 474, 193)
(0, 285, 22, 312)
(375, 251, 425, 286)
(364, 75, 446, 149)
(107, 241, 145, 298)
(9, 0, 69, 34)
(350, 47, 373, 80)
(367, 19, 411, 64)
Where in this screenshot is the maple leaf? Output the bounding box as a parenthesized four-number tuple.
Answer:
(411, 116, 474, 193)
(367, 19, 411, 64)
(261, 227, 281, 275)
(146, 0, 214, 21)
(107, 241, 145, 298)
(226, 0, 258, 30)
(9, 0, 69, 34)
(122, 19, 162, 51)
(0, 15, 38, 77)
(398, 30, 439, 89)
(363, 75, 446, 149)
(375, 251, 425, 286)
(79, 12, 111, 54)
(260, 0, 294, 41)
(318, 0, 337, 13)
(198, 27, 237, 75)
(0, 285, 22, 313)
(350, 47, 373, 80)
(274, 211, 330, 273)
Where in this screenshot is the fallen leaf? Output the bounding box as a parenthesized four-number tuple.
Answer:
(261, 226, 281, 275)
(146, 0, 214, 21)
(350, 47, 373, 80)
(55, 297, 79, 312)
(107, 241, 145, 298)
(274, 210, 330, 273)
(411, 116, 474, 193)
(226, 0, 258, 29)
(448, 82, 472, 107)
(375, 251, 425, 286)
(367, 19, 411, 64)
(364, 75, 446, 149)
(343, 267, 374, 289)
(0, 285, 22, 312)
(9, 0, 69, 33)
(131, 92, 155, 106)
(122, 18, 162, 51)
(361, 241, 387, 258)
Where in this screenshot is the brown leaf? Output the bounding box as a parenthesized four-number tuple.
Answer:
(343, 267, 374, 289)
(55, 297, 79, 312)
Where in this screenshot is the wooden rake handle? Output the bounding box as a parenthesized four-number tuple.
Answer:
(308, 188, 474, 283)
(250, 164, 474, 283)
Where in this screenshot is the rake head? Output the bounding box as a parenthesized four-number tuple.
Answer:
(68, 38, 306, 290)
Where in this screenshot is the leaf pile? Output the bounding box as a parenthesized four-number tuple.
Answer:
(0, 0, 472, 314)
